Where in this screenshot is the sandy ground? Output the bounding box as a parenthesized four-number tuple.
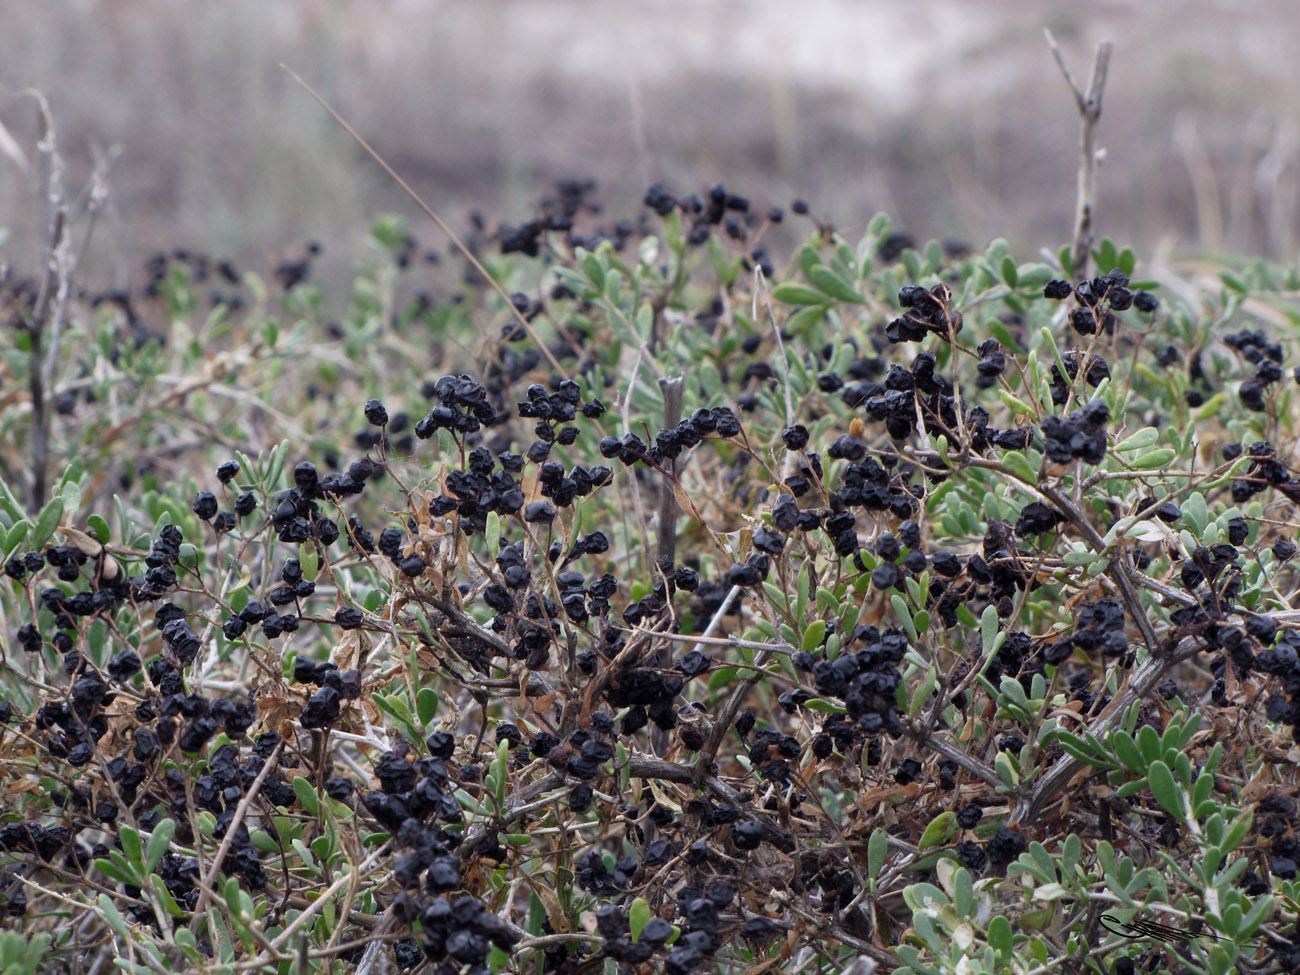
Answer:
(1, 0, 1298, 286)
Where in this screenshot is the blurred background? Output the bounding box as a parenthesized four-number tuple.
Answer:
(2, 0, 1298, 291)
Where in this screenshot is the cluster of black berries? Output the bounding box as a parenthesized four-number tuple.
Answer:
(141, 247, 252, 311)
(594, 881, 751, 974)
(1224, 329, 1286, 411)
(1070, 599, 1129, 658)
(500, 178, 602, 256)
(1014, 501, 1063, 537)
(272, 241, 321, 291)
(1177, 543, 1243, 596)
(1041, 399, 1109, 464)
(642, 181, 761, 251)
(392, 893, 519, 971)
(1227, 441, 1300, 505)
(292, 655, 362, 728)
(265, 466, 352, 549)
(803, 625, 909, 737)
(17, 665, 308, 916)
(886, 283, 963, 343)
(1043, 269, 1157, 335)
(604, 659, 689, 740)
(598, 407, 741, 472)
(1049, 351, 1110, 405)
(956, 825, 1024, 876)
(1253, 795, 1300, 888)
(414, 374, 501, 441)
(359, 737, 497, 946)
(139, 523, 185, 596)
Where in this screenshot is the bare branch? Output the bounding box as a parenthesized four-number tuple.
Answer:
(1044, 30, 1112, 280)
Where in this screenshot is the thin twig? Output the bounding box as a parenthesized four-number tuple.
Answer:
(1044, 30, 1113, 280)
(23, 89, 66, 511)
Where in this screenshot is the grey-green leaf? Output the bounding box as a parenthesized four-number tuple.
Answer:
(1147, 760, 1186, 821)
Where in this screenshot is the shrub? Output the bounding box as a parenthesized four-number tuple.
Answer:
(2, 158, 1300, 975)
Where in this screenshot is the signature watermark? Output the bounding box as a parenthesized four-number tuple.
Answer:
(1099, 913, 1267, 951)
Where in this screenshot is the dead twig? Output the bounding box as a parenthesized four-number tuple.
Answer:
(1044, 30, 1112, 281)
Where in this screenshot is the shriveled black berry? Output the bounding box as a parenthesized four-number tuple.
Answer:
(524, 501, 555, 524)
(335, 607, 364, 629)
(956, 840, 986, 871)
(1133, 291, 1159, 313)
(364, 399, 389, 426)
(192, 492, 218, 521)
(781, 425, 809, 450)
(732, 819, 763, 850)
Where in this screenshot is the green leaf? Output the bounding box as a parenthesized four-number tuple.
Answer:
(30, 496, 63, 549)
(2, 520, 29, 559)
(580, 251, 605, 293)
(293, 776, 320, 818)
(417, 687, 440, 728)
(151, 874, 186, 917)
(1113, 427, 1159, 453)
(87, 513, 111, 544)
(1000, 256, 1018, 287)
(912, 609, 930, 637)
(909, 665, 936, 717)
(98, 893, 133, 942)
(868, 827, 888, 880)
(1110, 731, 1146, 774)
(492, 739, 509, 808)
(1137, 724, 1163, 765)
(999, 675, 1030, 711)
(1221, 808, 1253, 855)
(485, 511, 500, 558)
(771, 283, 827, 306)
(988, 914, 1013, 956)
(299, 540, 319, 582)
(120, 824, 144, 872)
(919, 811, 958, 851)
(981, 605, 1000, 657)
(629, 897, 652, 942)
(93, 857, 136, 886)
(783, 303, 830, 337)
(995, 751, 1019, 787)
(1147, 760, 1186, 820)
(801, 619, 826, 651)
(999, 390, 1036, 418)
(145, 818, 175, 875)
(807, 265, 865, 303)
(1130, 447, 1176, 470)
(892, 593, 919, 643)
(1054, 733, 1101, 767)
(1000, 449, 1037, 483)
(1118, 247, 1136, 277)
(803, 698, 847, 714)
